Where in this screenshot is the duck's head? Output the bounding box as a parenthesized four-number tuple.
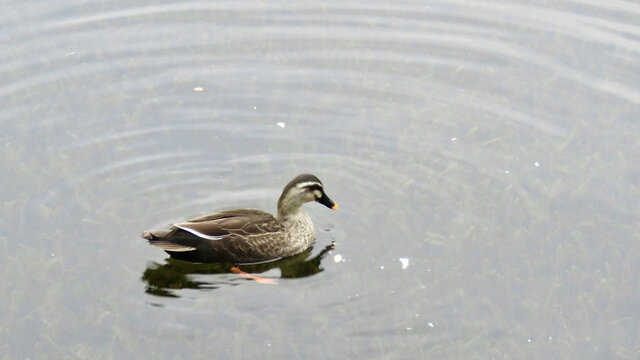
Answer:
(277, 174, 338, 218)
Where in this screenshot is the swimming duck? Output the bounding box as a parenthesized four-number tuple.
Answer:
(141, 174, 338, 264)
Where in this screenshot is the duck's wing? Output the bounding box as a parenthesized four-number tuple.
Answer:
(187, 209, 270, 222)
(146, 209, 284, 255)
(181, 209, 283, 237)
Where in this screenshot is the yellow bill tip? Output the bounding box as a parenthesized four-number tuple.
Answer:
(332, 203, 339, 210)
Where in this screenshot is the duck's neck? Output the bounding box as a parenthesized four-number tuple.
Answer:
(277, 205, 309, 224)
(277, 191, 309, 223)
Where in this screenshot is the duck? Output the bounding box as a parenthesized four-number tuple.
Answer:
(141, 174, 338, 264)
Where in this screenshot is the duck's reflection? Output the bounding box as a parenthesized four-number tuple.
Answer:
(142, 242, 335, 297)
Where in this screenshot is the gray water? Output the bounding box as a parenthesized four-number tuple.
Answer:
(2, 0, 639, 358)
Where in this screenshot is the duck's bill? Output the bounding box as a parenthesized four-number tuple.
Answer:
(318, 193, 339, 210)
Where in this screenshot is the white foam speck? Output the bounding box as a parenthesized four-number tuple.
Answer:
(193, 87, 203, 92)
(505, 170, 510, 174)
(333, 254, 343, 263)
(399, 257, 409, 269)
(428, 322, 434, 328)
(451, 137, 457, 141)
(534, 161, 540, 167)
(380, 265, 385, 270)
(276, 122, 285, 128)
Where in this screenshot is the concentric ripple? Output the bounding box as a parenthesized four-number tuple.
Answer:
(2, 0, 640, 358)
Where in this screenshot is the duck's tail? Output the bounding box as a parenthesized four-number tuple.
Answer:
(141, 230, 170, 240)
(142, 230, 197, 252)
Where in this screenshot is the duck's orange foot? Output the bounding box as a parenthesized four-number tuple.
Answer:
(230, 267, 278, 285)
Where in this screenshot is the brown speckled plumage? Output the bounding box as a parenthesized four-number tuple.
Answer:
(142, 174, 338, 264)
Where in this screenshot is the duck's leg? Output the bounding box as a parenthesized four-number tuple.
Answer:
(230, 267, 278, 285)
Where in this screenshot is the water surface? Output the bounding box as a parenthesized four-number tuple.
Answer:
(1, 0, 639, 358)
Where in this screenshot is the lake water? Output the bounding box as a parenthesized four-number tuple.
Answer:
(2, 0, 639, 358)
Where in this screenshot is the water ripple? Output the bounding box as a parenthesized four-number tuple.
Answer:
(2, 0, 638, 234)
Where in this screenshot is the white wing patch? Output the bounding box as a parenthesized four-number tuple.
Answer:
(174, 224, 230, 241)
